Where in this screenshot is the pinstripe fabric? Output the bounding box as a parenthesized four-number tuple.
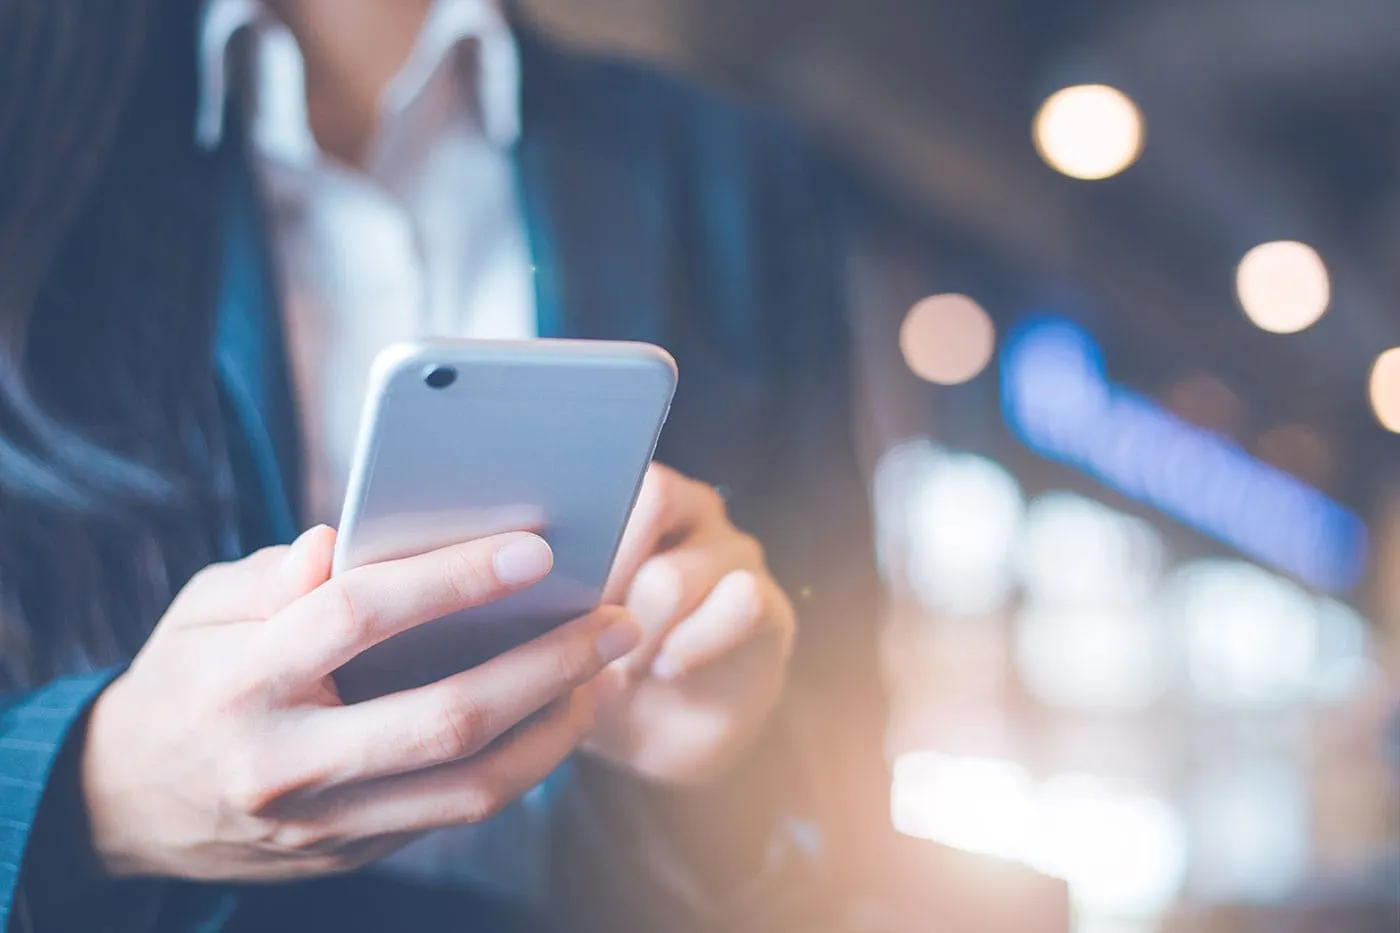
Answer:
(0, 671, 122, 931)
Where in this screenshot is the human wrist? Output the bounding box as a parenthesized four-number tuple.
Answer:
(22, 677, 166, 929)
(79, 672, 154, 878)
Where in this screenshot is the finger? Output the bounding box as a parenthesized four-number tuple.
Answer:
(259, 532, 554, 684)
(647, 571, 795, 681)
(624, 547, 715, 637)
(165, 526, 336, 625)
(323, 687, 595, 839)
(619, 531, 764, 674)
(602, 465, 725, 605)
(308, 606, 640, 781)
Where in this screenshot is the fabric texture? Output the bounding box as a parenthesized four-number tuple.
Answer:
(0, 673, 122, 931)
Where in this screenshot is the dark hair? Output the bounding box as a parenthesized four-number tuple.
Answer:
(0, 0, 237, 688)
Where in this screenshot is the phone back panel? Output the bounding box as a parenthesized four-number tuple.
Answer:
(331, 339, 676, 703)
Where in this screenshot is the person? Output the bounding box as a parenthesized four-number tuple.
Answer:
(0, 0, 891, 930)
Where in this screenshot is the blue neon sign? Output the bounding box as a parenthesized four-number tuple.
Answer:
(1000, 317, 1368, 592)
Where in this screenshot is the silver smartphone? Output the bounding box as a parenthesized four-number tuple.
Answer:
(330, 338, 677, 704)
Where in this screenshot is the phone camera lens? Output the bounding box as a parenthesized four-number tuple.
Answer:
(423, 365, 457, 389)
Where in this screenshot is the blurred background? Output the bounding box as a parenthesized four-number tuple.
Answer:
(522, 1, 1400, 931)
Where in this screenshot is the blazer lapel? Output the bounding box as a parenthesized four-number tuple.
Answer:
(513, 25, 675, 346)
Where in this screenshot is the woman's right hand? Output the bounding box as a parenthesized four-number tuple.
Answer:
(81, 525, 641, 881)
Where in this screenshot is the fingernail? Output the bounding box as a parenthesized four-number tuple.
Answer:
(596, 617, 643, 665)
(493, 535, 553, 586)
(719, 570, 761, 619)
(626, 560, 680, 635)
(651, 656, 681, 681)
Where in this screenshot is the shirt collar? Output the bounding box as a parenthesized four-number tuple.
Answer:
(195, 0, 521, 159)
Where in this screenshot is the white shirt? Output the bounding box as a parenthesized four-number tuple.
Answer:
(198, 0, 537, 527)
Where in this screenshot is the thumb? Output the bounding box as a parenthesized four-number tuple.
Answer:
(165, 526, 336, 626)
(279, 524, 337, 599)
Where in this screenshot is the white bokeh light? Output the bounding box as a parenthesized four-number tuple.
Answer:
(1016, 604, 1166, 710)
(1018, 493, 1165, 605)
(1033, 84, 1145, 180)
(1187, 760, 1308, 902)
(893, 756, 1187, 923)
(1169, 561, 1318, 706)
(1236, 240, 1330, 334)
(891, 446, 1025, 616)
(872, 438, 938, 585)
(891, 752, 1037, 861)
(1031, 775, 1188, 919)
(1311, 598, 1376, 702)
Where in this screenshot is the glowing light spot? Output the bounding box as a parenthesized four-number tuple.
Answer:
(1368, 347, 1400, 433)
(899, 294, 996, 385)
(1236, 241, 1330, 334)
(1034, 85, 1145, 180)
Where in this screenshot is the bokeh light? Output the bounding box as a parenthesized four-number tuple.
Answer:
(1368, 347, 1400, 432)
(1030, 774, 1188, 919)
(1235, 240, 1330, 334)
(899, 293, 996, 385)
(1015, 494, 1167, 710)
(1001, 316, 1368, 592)
(1311, 598, 1376, 703)
(891, 752, 1037, 860)
(1018, 493, 1164, 604)
(905, 448, 1024, 615)
(1163, 373, 1246, 438)
(1187, 760, 1308, 901)
(1033, 84, 1145, 180)
(1169, 561, 1318, 706)
(1016, 605, 1165, 711)
(894, 755, 1187, 923)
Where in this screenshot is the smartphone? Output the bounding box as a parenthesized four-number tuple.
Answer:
(330, 338, 676, 704)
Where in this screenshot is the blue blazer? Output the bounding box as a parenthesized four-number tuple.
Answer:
(0, 21, 884, 933)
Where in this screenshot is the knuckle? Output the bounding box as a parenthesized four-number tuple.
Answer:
(653, 465, 681, 495)
(419, 695, 491, 761)
(322, 578, 370, 647)
(455, 784, 506, 826)
(221, 749, 285, 817)
(177, 562, 233, 605)
(270, 821, 342, 858)
(735, 532, 765, 567)
(553, 635, 604, 686)
(210, 667, 266, 715)
(697, 480, 726, 516)
(443, 546, 497, 605)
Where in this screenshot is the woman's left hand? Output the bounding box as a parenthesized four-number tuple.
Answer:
(584, 464, 796, 785)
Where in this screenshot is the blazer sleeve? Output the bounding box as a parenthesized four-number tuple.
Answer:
(0, 672, 238, 933)
(0, 671, 126, 931)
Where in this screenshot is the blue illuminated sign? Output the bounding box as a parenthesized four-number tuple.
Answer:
(1000, 317, 1368, 592)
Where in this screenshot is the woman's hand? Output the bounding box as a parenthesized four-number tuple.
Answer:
(586, 464, 797, 785)
(81, 525, 641, 881)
